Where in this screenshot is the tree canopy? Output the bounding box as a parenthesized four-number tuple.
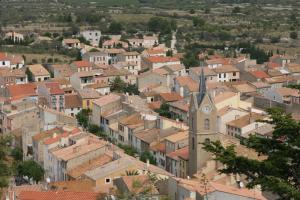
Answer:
(17, 160, 44, 183)
(148, 17, 177, 34)
(204, 108, 300, 199)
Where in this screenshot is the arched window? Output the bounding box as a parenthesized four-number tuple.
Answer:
(204, 119, 210, 130)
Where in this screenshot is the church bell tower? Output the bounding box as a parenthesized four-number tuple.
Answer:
(188, 66, 219, 177)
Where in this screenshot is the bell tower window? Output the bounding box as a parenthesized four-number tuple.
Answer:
(204, 119, 210, 130)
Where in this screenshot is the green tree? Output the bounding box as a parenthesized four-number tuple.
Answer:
(192, 17, 205, 27)
(25, 67, 33, 82)
(11, 148, 23, 161)
(108, 22, 123, 34)
(17, 160, 44, 183)
(140, 151, 156, 165)
(290, 31, 298, 39)
(76, 109, 91, 128)
(204, 108, 300, 199)
(182, 51, 200, 68)
(232, 6, 241, 14)
(110, 76, 126, 93)
(155, 103, 171, 118)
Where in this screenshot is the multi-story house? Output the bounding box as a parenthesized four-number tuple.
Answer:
(117, 51, 141, 75)
(142, 56, 181, 70)
(27, 64, 50, 82)
(82, 52, 110, 66)
(80, 30, 101, 47)
(37, 82, 65, 111)
(0, 52, 24, 69)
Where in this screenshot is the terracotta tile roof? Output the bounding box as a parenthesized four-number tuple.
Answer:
(93, 93, 120, 107)
(72, 60, 92, 68)
(286, 63, 300, 73)
(84, 82, 109, 89)
(213, 91, 237, 104)
(264, 75, 294, 84)
(167, 146, 189, 161)
(65, 94, 82, 109)
(44, 82, 64, 95)
(49, 78, 70, 86)
(175, 76, 198, 87)
(32, 127, 63, 142)
(67, 154, 112, 179)
(205, 58, 230, 65)
(249, 70, 270, 79)
(164, 131, 188, 143)
(190, 66, 216, 76)
(153, 68, 169, 76)
(63, 38, 80, 44)
(7, 83, 37, 101)
(146, 56, 180, 63)
(169, 99, 189, 112)
(266, 62, 281, 69)
(148, 101, 162, 110)
(28, 64, 50, 76)
(102, 66, 130, 77)
(135, 127, 182, 144)
(150, 142, 166, 153)
(119, 113, 144, 126)
(159, 92, 183, 102)
(0, 52, 7, 60)
(213, 65, 239, 73)
(19, 191, 99, 200)
(144, 48, 165, 55)
(227, 113, 265, 128)
(52, 136, 106, 161)
(49, 180, 95, 192)
(231, 83, 256, 93)
(250, 82, 271, 89)
(78, 88, 101, 99)
(276, 87, 300, 97)
(43, 128, 81, 145)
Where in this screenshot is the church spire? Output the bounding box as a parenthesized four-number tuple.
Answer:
(197, 63, 206, 104)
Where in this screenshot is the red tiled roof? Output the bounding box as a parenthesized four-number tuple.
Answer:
(159, 92, 183, 102)
(167, 146, 189, 160)
(19, 191, 99, 200)
(72, 60, 92, 68)
(0, 52, 8, 60)
(249, 70, 270, 79)
(146, 56, 180, 63)
(7, 83, 37, 101)
(45, 82, 64, 95)
(266, 62, 281, 69)
(148, 101, 162, 110)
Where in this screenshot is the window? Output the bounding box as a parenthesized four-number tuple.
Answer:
(204, 119, 210, 130)
(233, 72, 236, 76)
(219, 74, 221, 78)
(86, 100, 90, 107)
(204, 138, 210, 144)
(105, 178, 111, 184)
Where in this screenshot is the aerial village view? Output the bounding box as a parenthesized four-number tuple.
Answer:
(0, 0, 299, 199)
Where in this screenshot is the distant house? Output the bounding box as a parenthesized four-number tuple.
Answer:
(0, 52, 25, 69)
(80, 30, 101, 47)
(213, 65, 240, 82)
(264, 87, 300, 104)
(64, 94, 82, 117)
(102, 39, 128, 49)
(142, 56, 181, 70)
(116, 51, 141, 75)
(0, 68, 27, 86)
(27, 64, 50, 82)
(78, 88, 101, 110)
(70, 60, 93, 72)
(4, 32, 24, 43)
(5, 83, 37, 101)
(62, 38, 81, 49)
(128, 35, 158, 49)
(82, 51, 110, 66)
(37, 82, 65, 111)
